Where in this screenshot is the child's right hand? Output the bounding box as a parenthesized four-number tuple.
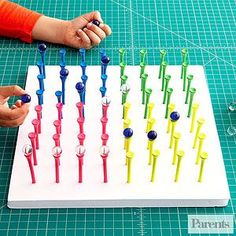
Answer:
(63, 11, 112, 49)
(0, 86, 29, 127)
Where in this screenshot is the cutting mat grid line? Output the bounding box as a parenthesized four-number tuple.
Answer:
(0, 0, 235, 235)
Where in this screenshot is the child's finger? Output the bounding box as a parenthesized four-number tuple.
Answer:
(83, 28, 101, 46)
(0, 115, 26, 127)
(0, 85, 26, 98)
(76, 29, 91, 48)
(87, 23, 106, 40)
(2, 101, 9, 108)
(82, 11, 103, 23)
(93, 11, 103, 23)
(11, 105, 17, 110)
(0, 103, 29, 120)
(99, 23, 112, 36)
(0, 104, 29, 127)
(0, 97, 9, 105)
(14, 100, 22, 108)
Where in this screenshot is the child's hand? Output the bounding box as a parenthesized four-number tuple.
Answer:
(64, 11, 112, 49)
(0, 86, 29, 127)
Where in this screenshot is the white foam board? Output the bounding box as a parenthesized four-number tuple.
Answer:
(7, 65, 230, 208)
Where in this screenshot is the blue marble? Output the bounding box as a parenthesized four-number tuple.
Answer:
(123, 128, 133, 138)
(38, 43, 47, 52)
(21, 94, 31, 103)
(92, 20, 100, 26)
(101, 56, 110, 64)
(147, 130, 157, 141)
(170, 111, 180, 122)
(60, 68, 69, 77)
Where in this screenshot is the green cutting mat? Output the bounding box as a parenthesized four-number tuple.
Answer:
(0, 0, 235, 235)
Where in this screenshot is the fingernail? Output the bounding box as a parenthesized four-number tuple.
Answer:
(78, 29, 82, 33)
(87, 22, 92, 27)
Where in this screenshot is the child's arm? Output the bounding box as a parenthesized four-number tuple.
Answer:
(0, 0, 111, 48)
(0, 0, 42, 43)
(0, 86, 29, 127)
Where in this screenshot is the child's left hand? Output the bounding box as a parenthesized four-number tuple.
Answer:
(0, 86, 30, 127)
